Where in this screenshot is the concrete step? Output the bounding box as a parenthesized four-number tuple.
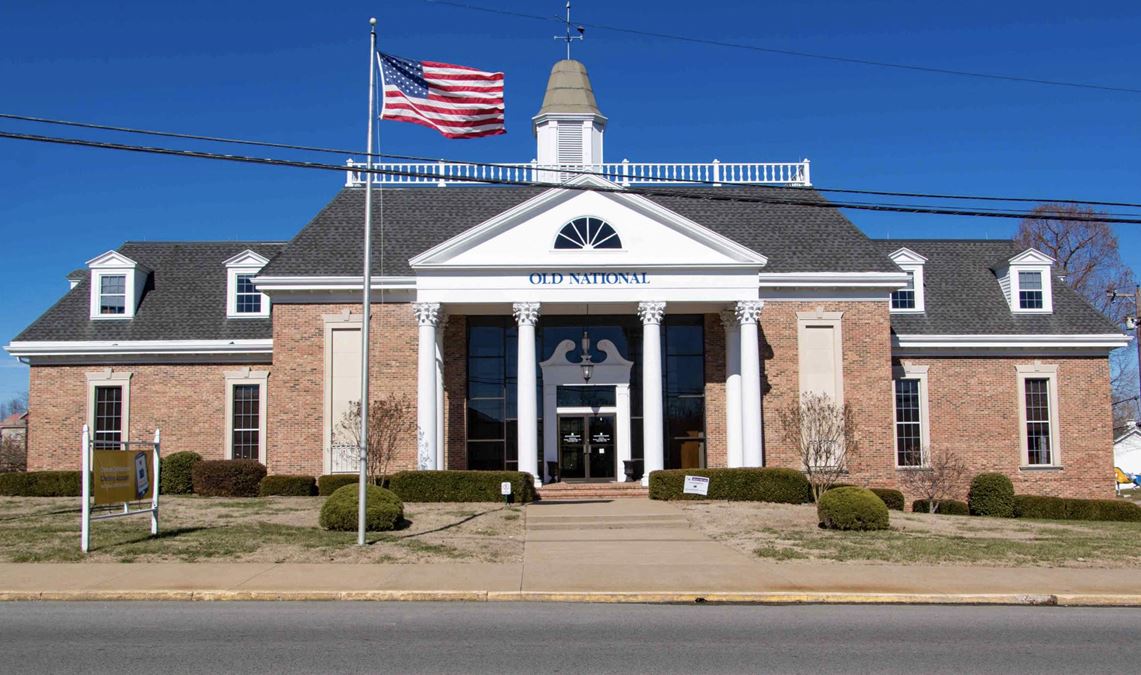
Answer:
(537, 482, 649, 500)
(527, 519, 690, 531)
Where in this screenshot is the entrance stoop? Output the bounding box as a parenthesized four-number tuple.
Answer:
(537, 481, 649, 500)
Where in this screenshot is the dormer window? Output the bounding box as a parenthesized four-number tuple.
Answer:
(888, 247, 926, 313)
(1018, 271, 1044, 309)
(554, 217, 621, 250)
(87, 250, 147, 320)
(235, 274, 262, 314)
(225, 250, 271, 318)
(99, 275, 127, 315)
(1000, 249, 1054, 314)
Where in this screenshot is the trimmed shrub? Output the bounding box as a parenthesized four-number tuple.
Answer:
(1013, 495, 1067, 520)
(388, 470, 536, 503)
(159, 451, 202, 495)
(0, 471, 82, 497)
(317, 474, 376, 496)
(1013, 495, 1141, 523)
(259, 475, 317, 497)
(968, 473, 1015, 517)
(869, 488, 905, 511)
(817, 487, 890, 531)
(911, 499, 970, 515)
(648, 468, 812, 504)
(319, 484, 403, 531)
(191, 460, 267, 498)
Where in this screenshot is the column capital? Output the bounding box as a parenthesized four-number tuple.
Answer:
(512, 301, 541, 326)
(735, 300, 764, 325)
(412, 302, 442, 327)
(719, 308, 740, 330)
(637, 301, 667, 325)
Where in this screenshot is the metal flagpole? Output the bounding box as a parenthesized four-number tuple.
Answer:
(358, 17, 378, 546)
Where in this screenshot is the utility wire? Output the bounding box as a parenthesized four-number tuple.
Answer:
(4, 112, 1141, 212)
(6, 129, 1141, 224)
(420, 0, 1141, 95)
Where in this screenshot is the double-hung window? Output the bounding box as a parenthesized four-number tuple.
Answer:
(1018, 271, 1044, 309)
(231, 384, 261, 460)
(93, 386, 124, 449)
(894, 379, 923, 466)
(234, 274, 262, 314)
(1023, 378, 1053, 465)
(891, 273, 916, 310)
(99, 275, 127, 315)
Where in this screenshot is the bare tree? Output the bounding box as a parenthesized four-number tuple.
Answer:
(0, 393, 28, 420)
(335, 394, 417, 485)
(0, 437, 26, 473)
(898, 446, 969, 514)
(778, 392, 858, 501)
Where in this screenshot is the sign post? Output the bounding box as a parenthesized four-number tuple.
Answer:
(80, 425, 162, 553)
(501, 481, 513, 505)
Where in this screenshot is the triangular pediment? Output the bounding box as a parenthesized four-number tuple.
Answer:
(889, 247, 927, 265)
(1008, 248, 1054, 265)
(223, 250, 270, 268)
(86, 250, 138, 269)
(409, 175, 767, 270)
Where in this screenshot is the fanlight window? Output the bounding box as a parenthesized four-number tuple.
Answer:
(554, 217, 622, 250)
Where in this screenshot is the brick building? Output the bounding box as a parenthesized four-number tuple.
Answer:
(6, 59, 1129, 500)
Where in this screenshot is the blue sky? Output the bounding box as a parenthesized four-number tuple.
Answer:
(2, 1, 1140, 400)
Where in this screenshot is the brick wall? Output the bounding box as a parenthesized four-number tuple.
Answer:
(703, 313, 727, 468)
(27, 363, 270, 471)
(758, 301, 896, 480)
(443, 315, 468, 470)
(268, 303, 420, 476)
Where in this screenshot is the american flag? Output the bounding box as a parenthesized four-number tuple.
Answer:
(377, 52, 505, 139)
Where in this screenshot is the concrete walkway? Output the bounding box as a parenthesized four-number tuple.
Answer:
(1, 499, 1138, 604)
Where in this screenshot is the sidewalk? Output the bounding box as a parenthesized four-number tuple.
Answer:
(2, 499, 1138, 605)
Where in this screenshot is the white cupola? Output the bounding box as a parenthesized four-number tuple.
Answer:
(532, 59, 607, 166)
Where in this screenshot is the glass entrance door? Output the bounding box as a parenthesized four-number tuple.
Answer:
(558, 414, 617, 481)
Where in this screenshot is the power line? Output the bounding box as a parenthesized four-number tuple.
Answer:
(6, 129, 1141, 224)
(420, 0, 1141, 95)
(4, 112, 1141, 212)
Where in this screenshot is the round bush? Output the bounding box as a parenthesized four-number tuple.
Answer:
(968, 473, 1015, 517)
(191, 459, 267, 498)
(319, 484, 404, 532)
(817, 487, 890, 531)
(869, 488, 905, 511)
(259, 474, 317, 497)
(160, 451, 202, 495)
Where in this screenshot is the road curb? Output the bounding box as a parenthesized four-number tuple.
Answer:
(3, 590, 1141, 606)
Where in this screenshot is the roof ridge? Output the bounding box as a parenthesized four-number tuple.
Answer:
(120, 240, 289, 245)
(872, 238, 1015, 244)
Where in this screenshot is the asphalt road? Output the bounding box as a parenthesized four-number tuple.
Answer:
(0, 602, 1136, 674)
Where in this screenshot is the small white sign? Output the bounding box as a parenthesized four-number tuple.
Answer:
(683, 475, 710, 496)
(500, 481, 513, 496)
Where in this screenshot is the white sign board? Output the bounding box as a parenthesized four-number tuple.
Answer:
(683, 475, 710, 496)
(501, 481, 513, 496)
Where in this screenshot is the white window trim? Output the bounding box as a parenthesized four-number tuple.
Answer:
(888, 248, 926, 313)
(892, 364, 930, 468)
(225, 250, 271, 318)
(796, 310, 845, 406)
(224, 367, 269, 462)
(1004, 249, 1055, 314)
(1016, 363, 1061, 468)
(86, 369, 132, 445)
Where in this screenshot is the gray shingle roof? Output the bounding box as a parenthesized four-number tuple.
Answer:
(15, 242, 286, 342)
(261, 185, 898, 277)
(873, 239, 1121, 335)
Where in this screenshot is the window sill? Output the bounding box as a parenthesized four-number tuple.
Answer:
(895, 465, 930, 471)
(1019, 465, 1063, 472)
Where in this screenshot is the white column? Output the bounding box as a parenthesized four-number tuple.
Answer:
(413, 302, 441, 470)
(616, 383, 632, 481)
(435, 314, 448, 470)
(513, 302, 541, 488)
(720, 310, 743, 468)
(638, 301, 666, 485)
(736, 300, 765, 467)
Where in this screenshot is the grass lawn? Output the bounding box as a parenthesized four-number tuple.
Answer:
(679, 501, 1141, 568)
(0, 496, 525, 564)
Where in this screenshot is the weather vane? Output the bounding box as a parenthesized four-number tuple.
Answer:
(554, 1, 585, 60)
